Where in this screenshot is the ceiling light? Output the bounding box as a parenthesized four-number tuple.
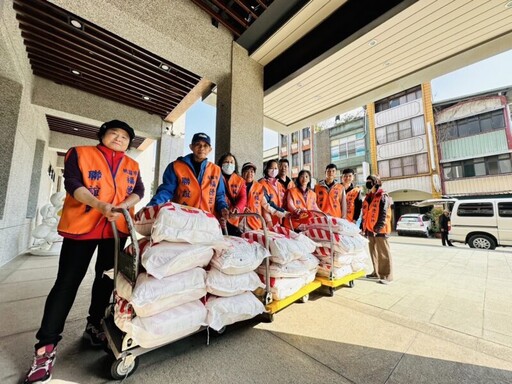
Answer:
(297, 82, 304, 88)
(160, 63, 170, 71)
(368, 39, 378, 47)
(506, 1, 512, 8)
(70, 19, 83, 29)
(142, 95, 151, 101)
(71, 69, 81, 75)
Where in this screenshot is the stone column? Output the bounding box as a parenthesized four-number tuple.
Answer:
(215, 43, 264, 170)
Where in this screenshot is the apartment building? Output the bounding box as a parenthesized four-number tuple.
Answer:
(367, 83, 441, 219)
(278, 127, 313, 179)
(434, 86, 512, 197)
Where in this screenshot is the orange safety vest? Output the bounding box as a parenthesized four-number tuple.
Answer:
(223, 173, 245, 226)
(259, 178, 286, 225)
(173, 160, 221, 214)
(314, 182, 344, 217)
(345, 186, 361, 223)
(244, 181, 265, 230)
(362, 190, 392, 234)
(286, 187, 317, 229)
(58, 146, 139, 236)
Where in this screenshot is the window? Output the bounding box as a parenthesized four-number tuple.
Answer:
(302, 127, 311, 140)
(376, 116, 424, 144)
(375, 86, 422, 112)
(303, 149, 311, 164)
(457, 203, 494, 217)
(378, 153, 428, 178)
(442, 154, 512, 180)
(498, 202, 512, 218)
(280, 134, 288, 146)
(330, 135, 365, 162)
(438, 109, 505, 140)
(292, 153, 299, 167)
(291, 132, 299, 144)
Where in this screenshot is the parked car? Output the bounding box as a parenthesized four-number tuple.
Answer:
(396, 213, 432, 237)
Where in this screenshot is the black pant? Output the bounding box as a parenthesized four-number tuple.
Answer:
(441, 231, 453, 246)
(35, 237, 126, 349)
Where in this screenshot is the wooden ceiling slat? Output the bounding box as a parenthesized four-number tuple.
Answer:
(255, 1, 268, 10)
(32, 63, 177, 111)
(233, 0, 259, 20)
(190, 0, 242, 37)
(35, 70, 168, 116)
(17, 19, 193, 96)
(27, 52, 182, 106)
(14, 0, 201, 84)
(210, 0, 250, 30)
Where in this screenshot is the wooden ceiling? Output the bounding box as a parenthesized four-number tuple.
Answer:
(13, 0, 202, 120)
(190, 0, 274, 38)
(46, 115, 146, 150)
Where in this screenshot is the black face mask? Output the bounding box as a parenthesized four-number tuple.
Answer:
(365, 181, 374, 189)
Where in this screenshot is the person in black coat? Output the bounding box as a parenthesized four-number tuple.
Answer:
(439, 210, 454, 246)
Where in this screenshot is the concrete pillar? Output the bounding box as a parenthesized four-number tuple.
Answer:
(215, 43, 264, 170)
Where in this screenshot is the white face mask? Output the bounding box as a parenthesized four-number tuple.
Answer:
(222, 163, 235, 175)
(269, 169, 278, 178)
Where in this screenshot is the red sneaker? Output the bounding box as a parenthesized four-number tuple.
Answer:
(23, 344, 56, 384)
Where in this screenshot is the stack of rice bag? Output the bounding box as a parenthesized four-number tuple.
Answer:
(304, 216, 368, 279)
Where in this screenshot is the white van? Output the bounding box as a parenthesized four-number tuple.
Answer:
(415, 198, 512, 250)
(449, 198, 512, 250)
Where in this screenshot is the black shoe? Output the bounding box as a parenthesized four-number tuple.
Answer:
(83, 323, 106, 348)
(365, 273, 378, 279)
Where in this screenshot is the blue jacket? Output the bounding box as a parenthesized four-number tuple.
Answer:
(148, 153, 228, 212)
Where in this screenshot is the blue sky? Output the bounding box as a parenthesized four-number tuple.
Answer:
(186, 49, 512, 155)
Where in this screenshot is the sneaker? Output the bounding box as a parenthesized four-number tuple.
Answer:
(365, 273, 379, 279)
(83, 323, 106, 347)
(23, 344, 56, 384)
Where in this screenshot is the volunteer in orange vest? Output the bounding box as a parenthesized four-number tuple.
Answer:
(217, 152, 247, 236)
(277, 158, 294, 190)
(315, 163, 346, 218)
(241, 162, 289, 231)
(259, 159, 287, 225)
(24, 120, 144, 384)
(286, 169, 321, 230)
(361, 175, 393, 285)
(341, 168, 363, 223)
(148, 132, 229, 221)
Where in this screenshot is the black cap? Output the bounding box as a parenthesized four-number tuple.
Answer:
(191, 132, 211, 146)
(241, 162, 257, 172)
(98, 120, 135, 141)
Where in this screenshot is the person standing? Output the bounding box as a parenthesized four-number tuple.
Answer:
(439, 210, 454, 246)
(361, 175, 393, 285)
(148, 132, 229, 222)
(217, 152, 247, 236)
(341, 168, 363, 223)
(23, 120, 145, 384)
(315, 163, 346, 218)
(286, 169, 321, 230)
(277, 158, 294, 190)
(259, 159, 287, 225)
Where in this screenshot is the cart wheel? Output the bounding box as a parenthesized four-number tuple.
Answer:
(327, 287, 335, 297)
(298, 293, 309, 303)
(348, 280, 355, 288)
(110, 356, 139, 380)
(263, 312, 274, 323)
(217, 326, 226, 335)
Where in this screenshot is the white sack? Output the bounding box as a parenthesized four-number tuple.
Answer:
(210, 236, 270, 275)
(206, 267, 264, 297)
(206, 292, 265, 331)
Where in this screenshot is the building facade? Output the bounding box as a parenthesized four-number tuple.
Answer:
(278, 127, 313, 179)
(434, 87, 512, 198)
(368, 83, 441, 219)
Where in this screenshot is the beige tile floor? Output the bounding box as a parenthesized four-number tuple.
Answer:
(1, 238, 512, 383)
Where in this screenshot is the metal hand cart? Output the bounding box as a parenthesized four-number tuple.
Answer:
(102, 208, 211, 380)
(308, 210, 365, 296)
(235, 212, 320, 322)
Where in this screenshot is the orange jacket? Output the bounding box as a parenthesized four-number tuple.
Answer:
(223, 173, 246, 226)
(173, 160, 221, 214)
(286, 187, 318, 229)
(314, 182, 345, 218)
(58, 146, 139, 236)
(244, 181, 266, 230)
(259, 178, 286, 208)
(345, 186, 362, 223)
(362, 189, 392, 235)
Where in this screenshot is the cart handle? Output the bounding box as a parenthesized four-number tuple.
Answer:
(111, 208, 140, 290)
(229, 212, 272, 305)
